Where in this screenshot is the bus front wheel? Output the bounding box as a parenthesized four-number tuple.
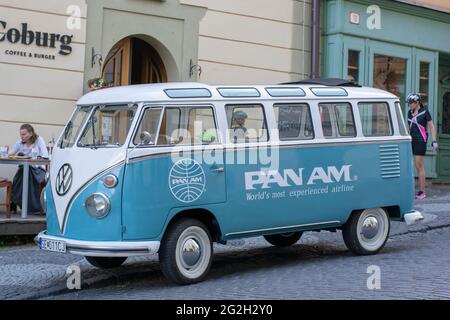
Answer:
(264, 232, 303, 247)
(85, 256, 127, 269)
(343, 208, 390, 255)
(159, 218, 213, 285)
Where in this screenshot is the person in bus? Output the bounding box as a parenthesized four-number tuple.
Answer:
(8, 124, 49, 213)
(231, 110, 248, 143)
(407, 93, 438, 199)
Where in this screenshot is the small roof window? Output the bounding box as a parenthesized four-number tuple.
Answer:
(164, 88, 212, 99)
(217, 87, 261, 98)
(310, 87, 348, 97)
(265, 87, 306, 97)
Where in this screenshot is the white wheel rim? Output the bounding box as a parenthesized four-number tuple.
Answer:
(175, 226, 211, 280)
(356, 208, 389, 251)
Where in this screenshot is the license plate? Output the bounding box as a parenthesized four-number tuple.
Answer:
(39, 238, 66, 253)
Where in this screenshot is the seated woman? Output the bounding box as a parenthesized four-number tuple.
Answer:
(9, 124, 49, 213)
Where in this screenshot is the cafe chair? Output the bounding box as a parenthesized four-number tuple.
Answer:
(0, 177, 12, 218)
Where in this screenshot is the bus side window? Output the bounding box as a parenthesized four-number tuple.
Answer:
(394, 102, 408, 136)
(157, 108, 181, 145)
(134, 108, 162, 145)
(187, 107, 219, 144)
(225, 104, 268, 143)
(319, 105, 333, 137)
(274, 103, 314, 140)
(358, 102, 393, 136)
(146, 107, 219, 146)
(319, 103, 356, 138)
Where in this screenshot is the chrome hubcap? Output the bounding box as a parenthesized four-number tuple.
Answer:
(361, 216, 379, 240)
(181, 238, 201, 267)
(175, 225, 212, 280)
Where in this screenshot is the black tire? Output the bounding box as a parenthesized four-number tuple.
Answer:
(85, 256, 127, 269)
(264, 232, 303, 247)
(343, 208, 390, 255)
(159, 218, 213, 285)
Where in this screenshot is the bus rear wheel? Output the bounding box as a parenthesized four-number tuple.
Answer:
(264, 232, 303, 247)
(85, 256, 127, 269)
(159, 218, 213, 285)
(343, 208, 390, 255)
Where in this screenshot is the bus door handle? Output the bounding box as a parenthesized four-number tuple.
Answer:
(210, 166, 224, 173)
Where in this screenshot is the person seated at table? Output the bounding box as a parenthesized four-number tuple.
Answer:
(8, 124, 49, 213)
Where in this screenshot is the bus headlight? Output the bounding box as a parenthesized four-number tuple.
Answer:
(40, 188, 47, 213)
(85, 193, 110, 219)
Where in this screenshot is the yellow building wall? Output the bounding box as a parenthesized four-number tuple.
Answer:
(182, 0, 313, 84)
(0, 0, 87, 183)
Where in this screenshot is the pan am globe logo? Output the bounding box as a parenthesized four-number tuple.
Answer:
(169, 158, 206, 203)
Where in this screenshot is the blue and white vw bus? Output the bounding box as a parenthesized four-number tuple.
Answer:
(37, 81, 423, 284)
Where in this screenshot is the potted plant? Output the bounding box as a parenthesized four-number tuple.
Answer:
(87, 77, 113, 90)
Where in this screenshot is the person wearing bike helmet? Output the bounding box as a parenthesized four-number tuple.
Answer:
(231, 110, 248, 142)
(407, 93, 438, 199)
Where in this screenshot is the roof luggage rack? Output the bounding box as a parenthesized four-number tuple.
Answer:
(281, 78, 361, 87)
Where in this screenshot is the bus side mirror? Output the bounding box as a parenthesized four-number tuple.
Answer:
(140, 131, 153, 145)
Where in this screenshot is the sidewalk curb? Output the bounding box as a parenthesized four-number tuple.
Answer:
(7, 284, 70, 300)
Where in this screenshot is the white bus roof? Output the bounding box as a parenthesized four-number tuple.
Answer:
(76, 82, 399, 105)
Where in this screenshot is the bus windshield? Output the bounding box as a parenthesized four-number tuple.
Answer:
(77, 104, 138, 148)
(59, 105, 94, 148)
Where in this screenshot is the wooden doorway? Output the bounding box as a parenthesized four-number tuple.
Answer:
(102, 38, 131, 86)
(102, 37, 167, 86)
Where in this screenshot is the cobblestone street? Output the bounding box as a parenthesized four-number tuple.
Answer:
(1, 185, 449, 300)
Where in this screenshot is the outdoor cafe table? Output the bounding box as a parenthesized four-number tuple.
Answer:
(0, 157, 50, 218)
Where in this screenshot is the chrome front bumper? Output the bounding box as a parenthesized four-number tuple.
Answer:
(35, 231, 160, 257)
(403, 210, 424, 225)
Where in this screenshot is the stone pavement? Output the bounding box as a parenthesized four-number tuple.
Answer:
(0, 184, 449, 300)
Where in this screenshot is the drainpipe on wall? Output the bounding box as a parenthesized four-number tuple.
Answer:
(311, 0, 321, 79)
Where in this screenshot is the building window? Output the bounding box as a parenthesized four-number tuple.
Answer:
(347, 50, 360, 83)
(373, 54, 407, 103)
(358, 102, 393, 136)
(442, 92, 450, 135)
(102, 46, 124, 86)
(419, 62, 430, 107)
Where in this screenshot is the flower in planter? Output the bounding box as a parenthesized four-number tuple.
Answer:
(88, 78, 113, 90)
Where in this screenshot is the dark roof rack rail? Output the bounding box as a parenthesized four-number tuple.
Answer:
(280, 78, 361, 87)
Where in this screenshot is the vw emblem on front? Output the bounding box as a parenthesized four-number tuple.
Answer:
(56, 164, 73, 196)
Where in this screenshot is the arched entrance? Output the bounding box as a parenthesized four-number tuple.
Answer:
(102, 37, 167, 86)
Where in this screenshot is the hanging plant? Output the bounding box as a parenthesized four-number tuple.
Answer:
(87, 77, 113, 90)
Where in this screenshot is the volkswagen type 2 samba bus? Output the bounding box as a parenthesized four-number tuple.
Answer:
(37, 80, 424, 284)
